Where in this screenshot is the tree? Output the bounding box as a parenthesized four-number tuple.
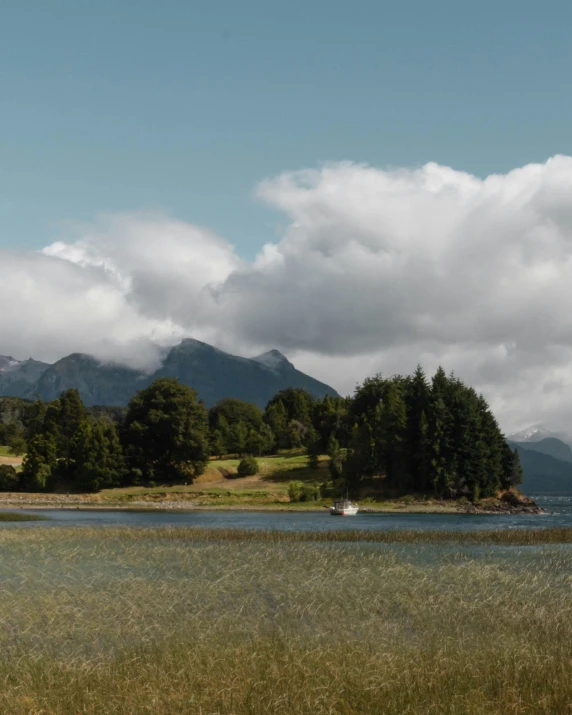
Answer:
(209, 398, 263, 433)
(8, 436, 27, 457)
(122, 378, 209, 484)
(264, 400, 289, 450)
(210, 429, 227, 459)
(266, 388, 315, 425)
(69, 419, 125, 492)
(327, 435, 344, 480)
(20, 434, 58, 492)
(0, 465, 20, 491)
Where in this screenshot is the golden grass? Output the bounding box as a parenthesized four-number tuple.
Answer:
(0, 526, 572, 713)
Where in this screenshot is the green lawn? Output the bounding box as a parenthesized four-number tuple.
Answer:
(100, 450, 327, 505)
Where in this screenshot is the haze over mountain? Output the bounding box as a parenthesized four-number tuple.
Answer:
(508, 442, 572, 496)
(0, 339, 339, 408)
(508, 437, 572, 464)
(508, 425, 572, 446)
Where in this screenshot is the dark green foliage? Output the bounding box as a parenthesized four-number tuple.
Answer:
(209, 398, 263, 433)
(346, 367, 517, 501)
(265, 388, 316, 449)
(87, 405, 128, 425)
(122, 378, 209, 485)
(20, 434, 58, 491)
(0, 465, 20, 491)
(264, 400, 289, 450)
(209, 398, 273, 456)
(237, 456, 259, 477)
(327, 435, 344, 480)
(8, 436, 27, 456)
(69, 419, 125, 492)
(287, 480, 320, 502)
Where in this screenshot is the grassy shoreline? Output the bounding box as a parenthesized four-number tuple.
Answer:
(0, 499, 540, 514)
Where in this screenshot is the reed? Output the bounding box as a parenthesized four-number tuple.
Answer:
(1, 526, 571, 713)
(0, 511, 47, 521)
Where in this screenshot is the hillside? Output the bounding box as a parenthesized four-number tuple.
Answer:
(510, 437, 572, 464)
(0, 356, 50, 397)
(509, 442, 572, 495)
(0, 340, 339, 408)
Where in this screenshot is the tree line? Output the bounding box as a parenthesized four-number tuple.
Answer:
(0, 366, 522, 499)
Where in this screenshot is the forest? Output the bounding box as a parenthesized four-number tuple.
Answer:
(0, 366, 522, 499)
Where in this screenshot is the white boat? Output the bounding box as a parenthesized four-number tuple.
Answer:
(329, 499, 359, 516)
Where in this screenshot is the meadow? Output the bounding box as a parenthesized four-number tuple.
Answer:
(1, 526, 572, 714)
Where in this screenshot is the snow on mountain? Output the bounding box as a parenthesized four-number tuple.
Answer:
(508, 425, 572, 446)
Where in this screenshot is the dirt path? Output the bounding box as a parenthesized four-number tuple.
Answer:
(0, 456, 22, 467)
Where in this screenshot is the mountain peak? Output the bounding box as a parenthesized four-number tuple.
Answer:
(0, 356, 19, 371)
(252, 349, 293, 371)
(508, 424, 572, 447)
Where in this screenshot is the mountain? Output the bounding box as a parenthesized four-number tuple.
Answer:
(34, 354, 148, 406)
(0, 355, 51, 397)
(509, 437, 572, 464)
(508, 424, 572, 446)
(150, 340, 339, 407)
(0, 340, 340, 408)
(508, 441, 572, 495)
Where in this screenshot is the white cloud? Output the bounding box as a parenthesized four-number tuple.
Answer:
(4, 157, 572, 431)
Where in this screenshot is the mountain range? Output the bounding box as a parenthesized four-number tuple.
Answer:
(505, 428, 572, 495)
(0, 340, 340, 408)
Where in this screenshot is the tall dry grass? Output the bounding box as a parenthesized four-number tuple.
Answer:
(0, 526, 571, 713)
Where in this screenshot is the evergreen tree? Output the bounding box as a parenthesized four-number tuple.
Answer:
(264, 400, 289, 449)
(20, 434, 58, 492)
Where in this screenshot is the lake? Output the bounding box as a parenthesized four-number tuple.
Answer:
(2, 496, 570, 531)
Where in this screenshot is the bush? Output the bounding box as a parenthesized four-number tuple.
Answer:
(300, 484, 320, 502)
(237, 457, 259, 478)
(0, 465, 20, 491)
(288, 481, 303, 502)
(288, 481, 320, 502)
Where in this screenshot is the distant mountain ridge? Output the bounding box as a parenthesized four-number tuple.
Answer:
(0, 340, 340, 408)
(0, 356, 51, 398)
(508, 441, 572, 495)
(509, 437, 572, 464)
(508, 424, 572, 446)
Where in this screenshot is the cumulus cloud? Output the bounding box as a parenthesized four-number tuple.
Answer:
(4, 156, 572, 430)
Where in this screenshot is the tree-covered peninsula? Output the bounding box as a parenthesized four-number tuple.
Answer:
(0, 366, 522, 501)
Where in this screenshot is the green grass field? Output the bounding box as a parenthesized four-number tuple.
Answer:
(98, 450, 329, 506)
(0, 526, 571, 714)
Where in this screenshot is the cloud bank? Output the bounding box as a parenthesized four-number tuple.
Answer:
(4, 156, 572, 431)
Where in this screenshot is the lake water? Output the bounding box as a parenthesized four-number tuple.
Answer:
(3, 496, 572, 532)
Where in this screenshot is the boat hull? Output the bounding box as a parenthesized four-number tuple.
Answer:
(329, 506, 359, 516)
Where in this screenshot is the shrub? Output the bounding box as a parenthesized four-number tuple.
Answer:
(401, 494, 415, 505)
(300, 484, 320, 502)
(288, 481, 303, 502)
(0, 465, 20, 491)
(237, 457, 259, 478)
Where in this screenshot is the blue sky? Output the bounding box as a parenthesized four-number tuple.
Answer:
(2, 0, 572, 257)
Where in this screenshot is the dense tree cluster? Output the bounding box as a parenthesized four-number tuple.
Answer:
(342, 367, 522, 499)
(0, 367, 521, 499)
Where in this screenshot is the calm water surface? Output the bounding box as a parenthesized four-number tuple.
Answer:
(3, 496, 571, 532)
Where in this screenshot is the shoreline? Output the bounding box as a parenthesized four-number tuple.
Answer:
(0, 498, 545, 515)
